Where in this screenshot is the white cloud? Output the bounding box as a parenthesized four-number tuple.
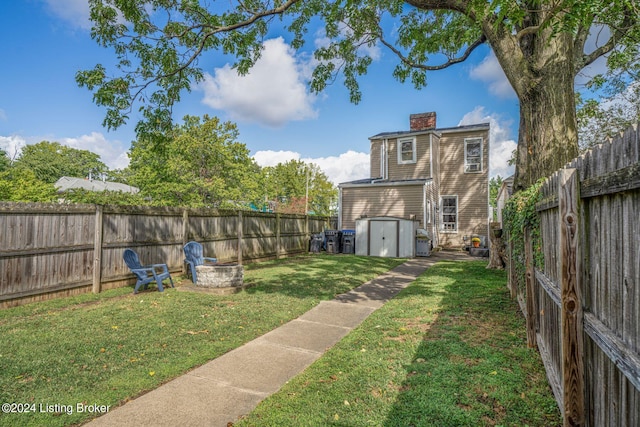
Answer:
(253, 149, 370, 185)
(2, 132, 129, 169)
(0, 135, 27, 160)
(199, 38, 318, 127)
(43, 0, 92, 30)
(253, 150, 301, 166)
(459, 106, 517, 179)
(61, 132, 129, 170)
(302, 151, 370, 185)
(469, 52, 516, 99)
(2, 132, 129, 170)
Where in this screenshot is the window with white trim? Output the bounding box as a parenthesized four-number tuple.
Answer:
(464, 138, 483, 173)
(397, 137, 416, 164)
(440, 196, 458, 232)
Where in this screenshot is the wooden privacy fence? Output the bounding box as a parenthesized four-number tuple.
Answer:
(0, 203, 329, 307)
(507, 123, 640, 426)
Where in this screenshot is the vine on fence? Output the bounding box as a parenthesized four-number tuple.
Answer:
(503, 179, 545, 293)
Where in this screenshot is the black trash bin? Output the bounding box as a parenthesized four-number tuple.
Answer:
(341, 230, 356, 254)
(310, 233, 323, 253)
(325, 230, 342, 254)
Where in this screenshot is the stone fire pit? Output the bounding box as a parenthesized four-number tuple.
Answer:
(195, 264, 244, 289)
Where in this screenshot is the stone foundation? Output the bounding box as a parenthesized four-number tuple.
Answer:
(195, 264, 244, 288)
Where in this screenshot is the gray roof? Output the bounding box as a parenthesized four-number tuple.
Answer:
(369, 123, 490, 140)
(339, 178, 431, 187)
(55, 176, 140, 194)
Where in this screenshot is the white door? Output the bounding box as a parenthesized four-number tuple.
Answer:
(369, 220, 398, 257)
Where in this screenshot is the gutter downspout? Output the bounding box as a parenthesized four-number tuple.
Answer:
(337, 186, 342, 230)
(486, 132, 491, 240)
(423, 182, 427, 230)
(383, 138, 388, 180)
(429, 134, 433, 180)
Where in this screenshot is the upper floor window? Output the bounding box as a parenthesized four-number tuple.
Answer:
(397, 137, 416, 164)
(464, 138, 483, 173)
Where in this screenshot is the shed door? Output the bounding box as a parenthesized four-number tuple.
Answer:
(369, 220, 399, 257)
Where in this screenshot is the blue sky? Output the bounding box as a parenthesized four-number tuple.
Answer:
(0, 0, 522, 184)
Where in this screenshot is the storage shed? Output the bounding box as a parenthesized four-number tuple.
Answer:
(355, 217, 418, 258)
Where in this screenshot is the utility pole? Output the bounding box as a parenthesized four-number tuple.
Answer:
(305, 165, 309, 214)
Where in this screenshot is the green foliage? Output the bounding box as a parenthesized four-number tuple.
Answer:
(78, 0, 640, 131)
(489, 175, 504, 220)
(78, 0, 640, 187)
(262, 159, 337, 215)
(12, 141, 108, 184)
(0, 149, 10, 172)
(577, 82, 640, 151)
(503, 181, 542, 243)
(128, 115, 263, 208)
(502, 180, 544, 294)
(0, 169, 58, 202)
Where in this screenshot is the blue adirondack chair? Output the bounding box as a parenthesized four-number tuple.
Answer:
(123, 249, 174, 294)
(183, 241, 217, 284)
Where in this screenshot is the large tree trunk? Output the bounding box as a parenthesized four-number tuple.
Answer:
(511, 35, 580, 190)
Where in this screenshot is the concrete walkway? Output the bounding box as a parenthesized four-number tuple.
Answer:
(87, 252, 468, 427)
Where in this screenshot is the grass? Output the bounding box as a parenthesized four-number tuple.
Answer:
(0, 254, 405, 427)
(236, 261, 562, 427)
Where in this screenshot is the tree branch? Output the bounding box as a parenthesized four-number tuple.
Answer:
(405, 0, 470, 15)
(123, 0, 303, 114)
(579, 9, 636, 69)
(580, 32, 618, 69)
(378, 29, 486, 71)
(516, 25, 540, 40)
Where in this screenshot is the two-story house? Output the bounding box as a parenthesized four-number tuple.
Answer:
(338, 112, 489, 248)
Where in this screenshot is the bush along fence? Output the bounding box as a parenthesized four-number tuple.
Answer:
(0, 203, 330, 308)
(504, 123, 640, 426)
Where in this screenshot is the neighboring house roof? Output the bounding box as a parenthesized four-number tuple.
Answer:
(369, 123, 490, 140)
(339, 178, 432, 187)
(55, 176, 140, 194)
(497, 175, 515, 201)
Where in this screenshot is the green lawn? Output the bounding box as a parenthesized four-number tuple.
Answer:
(0, 254, 405, 427)
(236, 260, 562, 427)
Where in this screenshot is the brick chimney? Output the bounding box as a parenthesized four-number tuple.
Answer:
(410, 112, 436, 131)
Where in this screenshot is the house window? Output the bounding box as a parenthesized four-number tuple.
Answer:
(397, 137, 416, 164)
(441, 196, 458, 232)
(465, 138, 483, 173)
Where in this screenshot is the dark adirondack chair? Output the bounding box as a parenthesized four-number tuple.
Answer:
(123, 249, 174, 294)
(183, 241, 217, 284)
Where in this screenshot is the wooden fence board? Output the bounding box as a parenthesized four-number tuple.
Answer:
(514, 124, 640, 425)
(0, 204, 330, 305)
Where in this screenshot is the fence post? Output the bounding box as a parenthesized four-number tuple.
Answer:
(182, 209, 189, 274)
(237, 210, 243, 265)
(275, 212, 281, 259)
(92, 205, 103, 294)
(506, 231, 516, 299)
(524, 227, 538, 349)
(182, 209, 189, 246)
(559, 167, 584, 427)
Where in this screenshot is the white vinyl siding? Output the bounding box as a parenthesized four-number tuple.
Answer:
(397, 137, 416, 164)
(440, 195, 458, 232)
(464, 137, 483, 173)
